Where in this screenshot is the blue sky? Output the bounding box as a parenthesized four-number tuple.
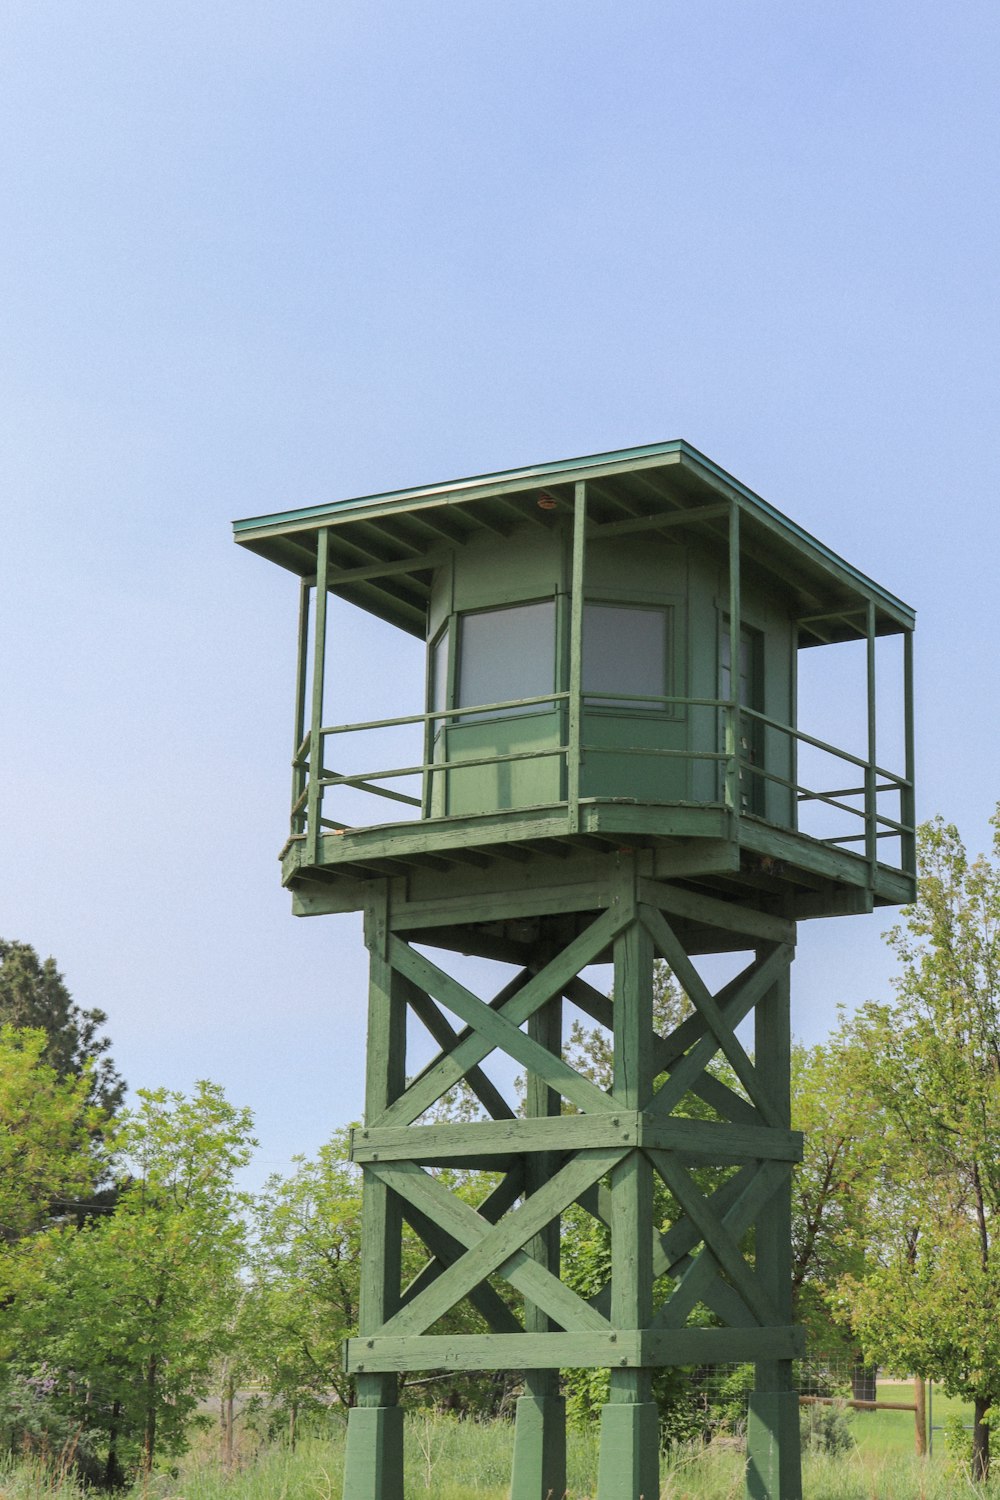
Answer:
(2, 2, 998, 1184)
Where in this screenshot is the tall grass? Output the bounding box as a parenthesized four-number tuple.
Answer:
(6, 1412, 1000, 1499)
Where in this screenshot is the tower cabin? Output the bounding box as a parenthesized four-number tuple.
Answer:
(234, 441, 915, 947)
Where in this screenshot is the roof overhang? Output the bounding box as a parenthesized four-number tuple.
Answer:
(233, 440, 916, 644)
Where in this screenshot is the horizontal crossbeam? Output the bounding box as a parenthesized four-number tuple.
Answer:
(345, 1324, 805, 1374)
(351, 1115, 801, 1164)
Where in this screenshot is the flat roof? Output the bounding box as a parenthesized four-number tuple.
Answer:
(234, 439, 916, 642)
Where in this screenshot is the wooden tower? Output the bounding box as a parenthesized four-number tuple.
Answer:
(234, 440, 916, 1500)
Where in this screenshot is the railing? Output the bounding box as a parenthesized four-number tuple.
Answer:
(290, 691, 914, 877)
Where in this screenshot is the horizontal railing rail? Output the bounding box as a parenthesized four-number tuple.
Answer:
(288, 689, 914, 874)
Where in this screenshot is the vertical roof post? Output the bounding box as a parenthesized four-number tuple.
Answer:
(726, 500, 742, 829)
(291, 577, 312, 836)
(865, 600, 877, 878)
(902, 628, 916, 875)
(305, 528, 330, 865)
(567, 481, 587, 833)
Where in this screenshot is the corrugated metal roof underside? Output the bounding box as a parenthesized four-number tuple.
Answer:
(233, 440, 915, 644)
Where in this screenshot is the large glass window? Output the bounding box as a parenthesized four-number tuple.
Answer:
(457, 600, 556, 717)
(583, 603, 669, 709)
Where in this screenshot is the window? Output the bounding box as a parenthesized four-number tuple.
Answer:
(430, 627, 449, 724)
(456, 600, 556, 717)
(582, 603, 669, 709)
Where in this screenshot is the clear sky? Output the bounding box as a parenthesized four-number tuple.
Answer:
(2, 2, 998, 1186)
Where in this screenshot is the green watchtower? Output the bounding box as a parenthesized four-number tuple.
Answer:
(235, 440, 915, 1500)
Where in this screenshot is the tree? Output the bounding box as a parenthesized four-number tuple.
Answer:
(0, 941, 124, 1116)
(12, 1081, 255, 1484)
(247, 1133, 364, 1433)
(0, 1025, 100, 1251)
(789, 1039, 883, 1350)
(835, 812, 1000, 1481)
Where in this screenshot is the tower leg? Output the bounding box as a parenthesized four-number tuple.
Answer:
(343, 1378, 403, 1500)
(343, 890, 406, 1500)
(598, 878, 660, 1500)
(511, 1385, 566, 1500)
(746, 956, 801, 1500)
(511, 990, 566, 1500)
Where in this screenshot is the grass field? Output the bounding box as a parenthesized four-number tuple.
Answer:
(0, 1394, 994, 1500)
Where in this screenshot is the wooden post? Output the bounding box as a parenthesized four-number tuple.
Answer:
(597, 859, 659, 1500)
(343, 885, 405, 1500)
(567, 479, 586, 831)
(725, 500, 742, 825)
(510, 986, 566, 1499)
(914, 1376, 927, 1457)
(305, 527, 329, 865)
(902, 627, 916, 874)
(865, 599, 877, 878)
(291, 577, 311, 836)
(746, 953, 802, 1500)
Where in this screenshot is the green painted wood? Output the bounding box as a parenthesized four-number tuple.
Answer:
(639, 875, 795, 944)
(390, 877, 614, 931)
(291, 578, 310, 836)
(588, 500, 731, 540)
(395, 1201, 521, 1335)
(375, 904, 629, 1127)
(395, 1164, 525, 1327)
(651, 1160, 788, 1331)
(344, 886, 405, 1497)
(353, 1114, 636, 1163)
(649, 1150, 781, 1328)
(747, 1392, 803, 1500)
(866, 598, 878, 878)
(608, 883, 655, 1431)
(654, 945, 788, 1073)
(510, 1394, 567, 1500)
(643, 1326, 804, 1364)
(746, 959, 801, 1500)
(596, 1400, 660, 1500)
(515, 988, 567, 1500)
(344, 1324, 804, 1374)
(304, 527, 328, 865)
(640, 1116, 802, 1163)
(368, 1152, 621, 1338)
(395, 972, 515, 1122)
(342, 1405, 403, 1500)
(568, 480, 587, 829)
(725, 500, 741, 820)
(387, 938, 613, 1118)
(347, 1330, 642, 1373)
(641, 906, 783, 1125)
(902, 628, 916, 875)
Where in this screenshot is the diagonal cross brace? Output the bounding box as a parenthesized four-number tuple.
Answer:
(398, 969, 519, 1121)
(651, 1150, 782, 1328)
(650, 1158, 789, 1330)
(375, 903, 630, 1126)
(369, 1149, 623, 1338)
(640, 905, 786, 1122)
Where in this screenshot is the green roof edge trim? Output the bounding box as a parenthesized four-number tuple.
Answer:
(232, 438, 915, 626)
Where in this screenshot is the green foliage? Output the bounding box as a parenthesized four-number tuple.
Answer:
(800, 1400, 854, 1457)
(246, 1131, 363, 1418)
(834, 811, 1000, 1480)
(0, 941, 124, 1116)
(7, 1081, 255, 1484)
(0, 1026, 100, 1252)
